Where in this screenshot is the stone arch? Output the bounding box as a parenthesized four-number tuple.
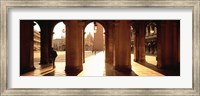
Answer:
(33, 21, 41, 51)
(83, 20, 108, 32)
(52, 21, 66, 51)
(82, 20, 108, 63)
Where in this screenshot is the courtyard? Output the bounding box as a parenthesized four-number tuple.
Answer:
(21, 51, 179, 76)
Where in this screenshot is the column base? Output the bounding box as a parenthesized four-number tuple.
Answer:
(137, 58, 146, 64)
(20, 66, 35, 75)
(114, 66, 132, 72)
(134, 59, 146, 64)
(156, 62, 164, 69)
(65, 66, 83, 76)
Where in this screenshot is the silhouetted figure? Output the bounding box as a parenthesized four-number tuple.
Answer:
(50, 48, 57, 68)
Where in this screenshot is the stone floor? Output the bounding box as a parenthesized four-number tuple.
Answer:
(21, 51, 180, 76)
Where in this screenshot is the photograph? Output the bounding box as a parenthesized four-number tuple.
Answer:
(20, 20, 180, 76)
(1, 0, 199, 95)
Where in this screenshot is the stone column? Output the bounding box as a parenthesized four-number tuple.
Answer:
(39, 21, 50, 65)
(48, 26, 54, 51)
(20, 20, 35, 74)
(134, 21, 146, 64)
(157, 21, 162, 68)
(64, 20, 83, 73)
(157, 20, 180, 69)
(105, 21, 114, 64)
(47, 22, 54, 63)
(113, 20, 131, 72)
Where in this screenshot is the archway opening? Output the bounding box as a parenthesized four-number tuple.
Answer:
(145, 22, 157, 66)
(33, 21, 41, 69)
(80, 21, 105, 76)
(84, 22, 105, 61)
(52, 21, 66, 68)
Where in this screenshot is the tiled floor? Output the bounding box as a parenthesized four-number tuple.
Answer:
(22, 51, 179, 76)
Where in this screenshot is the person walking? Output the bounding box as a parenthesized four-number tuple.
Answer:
(50, 48, 57, 68)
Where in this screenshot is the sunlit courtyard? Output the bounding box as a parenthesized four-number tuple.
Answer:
(21, 51, 179, 76)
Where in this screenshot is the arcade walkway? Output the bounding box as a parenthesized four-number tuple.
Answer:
(22, 51, 179, 76)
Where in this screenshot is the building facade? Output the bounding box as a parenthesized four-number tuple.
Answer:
(93, 23, 105, 51)
(33, 30, 40, 51)
(84, 32, 94, 51)
(145, 22, 157, 55)
(53, 38, 65, 51)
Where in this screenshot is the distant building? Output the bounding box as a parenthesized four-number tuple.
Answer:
(34, 30, 40, 51)
(84, 32, 94, 51)
(53, 38, 65, 51)
(52, 23, 105, 51)
(130, 26, 135, 53)
(84, 23, 105, 51)
(145, 22, 157, 55)
(93, 23, 105, 51)
(130, 23, 157, 55)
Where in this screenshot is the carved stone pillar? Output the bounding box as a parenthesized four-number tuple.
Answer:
(113, 20, 131, 72)
(64, 20, 83, 73)
(39, 21, 50, 65)
(20, 20, 35, 74)
(157, 20, 180, 69)
(134, 21, 146, 64)
(48, 22, 54, 63)
(48, 23, 54, 52)
(105, 21, 114, 64)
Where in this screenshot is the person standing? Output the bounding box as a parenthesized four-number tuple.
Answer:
(50, 48, 57, 68)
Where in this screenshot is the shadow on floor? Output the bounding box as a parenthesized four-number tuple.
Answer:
(44, 63, 138, 76)
(105, 63, 138, 76)
(142, 62, 180, 76)
(24, 61, 179, 76)
(43, 69, 81, 76)
(65, 71, 81, 76)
